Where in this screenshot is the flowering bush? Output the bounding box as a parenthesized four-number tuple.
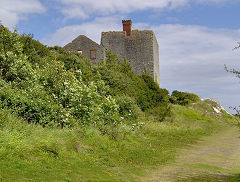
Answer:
(0, 26, 120, 128)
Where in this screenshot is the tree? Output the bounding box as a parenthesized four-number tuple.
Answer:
(224, 42, 240, 116)
(233, 42, 240, 50)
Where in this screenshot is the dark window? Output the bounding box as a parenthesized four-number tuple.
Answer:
(90, 49, 96, 59)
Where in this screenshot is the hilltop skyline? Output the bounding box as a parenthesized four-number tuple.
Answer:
(1, 0, 240, 113)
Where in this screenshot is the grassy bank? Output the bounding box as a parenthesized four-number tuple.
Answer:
(0, 103, 238, 181)
(0, 24, 239, 182)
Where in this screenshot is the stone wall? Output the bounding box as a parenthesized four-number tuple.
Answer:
(101, 30, 160, 85)
(64, 35, 105, 64)
(153, 33, 160, 85)
(101, 31, 126, 61)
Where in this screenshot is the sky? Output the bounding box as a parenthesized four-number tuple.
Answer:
(1, 0, 240, 113)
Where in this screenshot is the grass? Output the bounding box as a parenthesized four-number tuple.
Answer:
(0, 102, 239, 181)
(181, 174, 240, 182)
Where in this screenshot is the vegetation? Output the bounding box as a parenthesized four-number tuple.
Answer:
(0, 26, 239, 181)
(0, 25, 171, 129)
(170, 90, 200, 106)
(225, 43, 240, 117)
(1, 102, 238, 181)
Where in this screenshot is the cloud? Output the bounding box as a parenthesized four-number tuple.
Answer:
(196, 0, 240, 4)
(0, 0, 45, 28)
(54, 0, 239, 21)
(43, 18, 240, 112)
(152, 24, 240, 111)
(43, 16, 122, 46)
(55, 0, 189, 20)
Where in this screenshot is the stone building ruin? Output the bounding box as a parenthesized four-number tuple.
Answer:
(64, 20, 160, 85)
(64, 35, 105, 64)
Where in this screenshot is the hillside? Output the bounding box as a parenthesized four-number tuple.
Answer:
(0, 26, 239, 181)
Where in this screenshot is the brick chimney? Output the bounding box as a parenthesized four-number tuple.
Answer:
(122, 20, 132, 36)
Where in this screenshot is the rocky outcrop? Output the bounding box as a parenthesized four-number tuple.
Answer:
(201, 98, 230, 116)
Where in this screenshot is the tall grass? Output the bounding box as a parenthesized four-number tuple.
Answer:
(1, 103, 237, 181)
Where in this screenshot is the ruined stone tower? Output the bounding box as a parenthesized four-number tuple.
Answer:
(101, 20, 160, 85)
(64, 20, 160, 85)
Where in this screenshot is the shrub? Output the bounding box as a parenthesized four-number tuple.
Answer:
(140, 74, 170, 110)
(99, 52, 170, 112)
(0, 26, 37, 87)
(115, 95, 142, 120)
(20, 33, 50, 58)
(147, 103, 171, 122)
(0, 84, 70, 127)
(171, 90, 200, 106)
(55, 50, 94, 83)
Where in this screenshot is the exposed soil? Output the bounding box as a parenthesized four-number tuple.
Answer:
(142, 125, 240, 182)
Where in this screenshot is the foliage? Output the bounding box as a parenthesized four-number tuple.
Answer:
(97, 51, 171, 121)
(170, 90, 200, 106)
(99, 51, 170, 111)
(224, 42, 240, 115)
(225, 57, 240, 116)
(115, 95, 142, 120)
(0, 26, 37, 87)
(147, 103, 172, 122)
(0, 26, 120, 128)
(0, 104, 234, 181)
(233, 42, 240, 50)
(0, 83, 69, 127)
(0, 26, 172, 129)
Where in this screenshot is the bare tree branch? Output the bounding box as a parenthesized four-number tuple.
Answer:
(233, 42, 240, 50)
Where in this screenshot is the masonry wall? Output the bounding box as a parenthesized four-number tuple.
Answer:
(153, 33, 160, 85)
(101, 30, 160, 85)
(64, 35, 105, 64)
(101, 31, 126, 61)
(125, 30, 154, 79)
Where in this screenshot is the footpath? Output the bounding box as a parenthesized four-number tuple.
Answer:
(143, 125, 240, 182)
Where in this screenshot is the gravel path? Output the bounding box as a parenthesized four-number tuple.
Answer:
(143, 125, 240, 182)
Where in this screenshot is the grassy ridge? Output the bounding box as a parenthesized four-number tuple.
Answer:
(0, 103, 238, 181)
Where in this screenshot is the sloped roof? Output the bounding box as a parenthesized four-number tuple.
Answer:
(64, 35, 103, 49)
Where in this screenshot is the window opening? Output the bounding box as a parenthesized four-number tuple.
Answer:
(77, 50, 83, 54)
(90, 49, 96, 59)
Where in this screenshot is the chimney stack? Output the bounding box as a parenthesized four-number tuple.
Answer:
(122, 20, 132, 36)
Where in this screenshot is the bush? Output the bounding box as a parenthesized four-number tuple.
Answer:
(140, 74, 170, 110)
(0, 27, 123, 128)
(99, 52, 170, 112)
(115, 95, 142, 120)
(171, 90, 200, 106)
(55, 50, 95, 83)
(0, 84, 70, 127)
(147, 103, 171, 122)
(0, 26, 37, 87)
(20, 33, 50, 58)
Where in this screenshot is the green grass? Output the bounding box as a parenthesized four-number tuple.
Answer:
(0, 102, 238, 181)
(182, 174, 240, 182)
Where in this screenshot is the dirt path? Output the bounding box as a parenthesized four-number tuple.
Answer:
(143, 125, 240, 182)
